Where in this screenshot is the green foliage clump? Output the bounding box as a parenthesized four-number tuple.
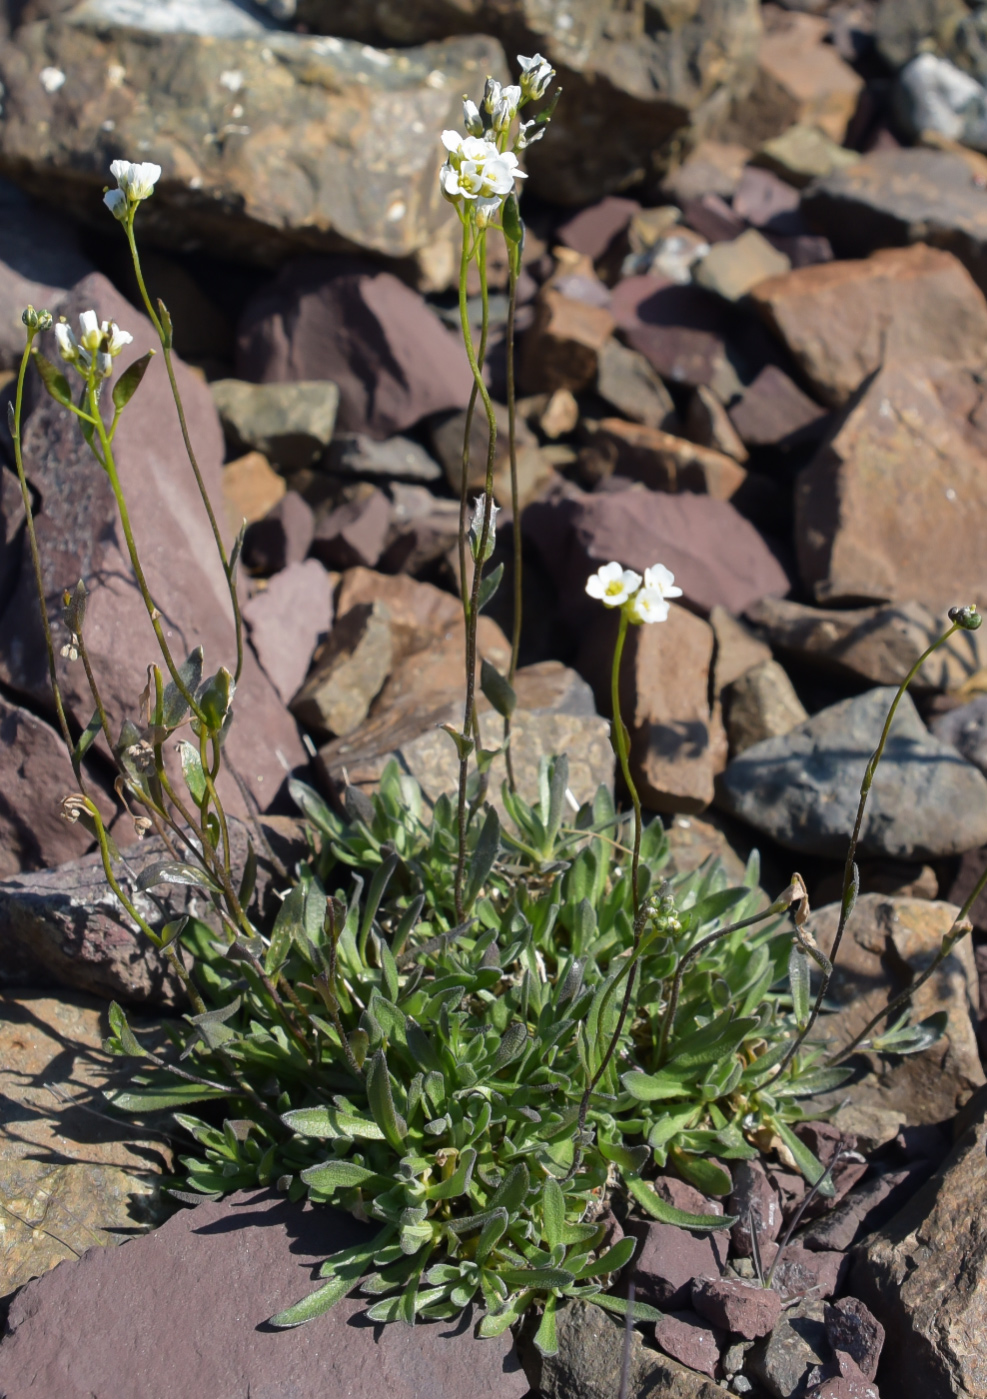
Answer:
(105, 756, 847, 1346)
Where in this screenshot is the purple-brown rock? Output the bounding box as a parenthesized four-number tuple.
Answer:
(311, 488, 392, 571)
(0, 1189, 528, 1398)
(243, 558, 332, 707)
(236, 258, 474, 439)
(610, 277, 733, 388)
(654, 1309, 725, 1379)
(825, 1298, 884, 1383)
(730, 1160, 783, 1260)
(624, 1217, 727, 1310)
(691, 1276, 783, 1339)
(770, 1245, 849, 1303)
(728, 364, 830, 449)
(242, 490, 315, 576)
(556, 196, 640, 260)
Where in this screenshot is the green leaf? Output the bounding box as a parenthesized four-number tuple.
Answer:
(597, 1136, 650, 1175)
(623, 1176, 735, 1229)
(299, 1159, 381, 1192)
(136, 861, 223, 895)
(541, 1176, 565, 1250)
(621, 1069, 695, 1102)
(32, 350, 73, 409)
(773, 1119, 834, 1196)
(669, 1148, 732, 1197)
(592, 1294, 663, 1324)
(502, 191, 524, 247)
(266, 882, 305, 976)
(427, 1146, 476, 1200)
(178, 741, 207, 805)
(534, 1293, 558, 1357)
(281, 1106, 385, 1141)
(788, 940, 811, 1031)
(269, 1272, 362, 1328)
(480, 660, 517, 718)
(106, 1082, 227, 1111)
(440, 723, 474, 761)
(197, 666, 235, 732)
(106, 1001, 145, 1057)
(72, 709, 103, 767)
(477, 562, 504, 613)
(501, 1267, 575, 1290)
(366, 1049, 407, 1151)
(465, 806, 500, 909)
(112, 349, 154, 410)
(358, 851, 399, 960)
(488, 1162, 530, 1214)
(871, 1010, 948, 1055)
(574, 1235, 636, 1279)
(475, 1208, 509, 1264)
(288, 777, 341, 837)
(161, 647, 204, 728)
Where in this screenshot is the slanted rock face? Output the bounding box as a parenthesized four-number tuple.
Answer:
(0, 12, 507, 268)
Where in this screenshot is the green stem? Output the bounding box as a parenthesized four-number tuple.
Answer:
(10, 332, 81, 784)
(767, 620, 962, 1084)
(124, 220, 244, 685)
(504, 242, 521, 793)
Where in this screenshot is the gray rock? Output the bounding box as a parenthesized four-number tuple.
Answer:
(716, 687, 987, 860)
(0, 20, 508, 272)
(802, 149, 987, 295)
(725, 659, 808, 756)
(930, 693, 987, 774)
(0, 1188, 528, 1399)
(753, 124, 859, 189)
(325, 433, 442, 484)
(536, 1299, 733, 1399)
(894, 52, 987, 149)
(747, 1298, 830, 1399)
(694, 230, 792, 303)
(290, 597, 393, 736)
(851, 1086, 987, 1399)
(595, 338, 676, 431)
(210, 379, 339, 473)
(66, 0, 274, 35)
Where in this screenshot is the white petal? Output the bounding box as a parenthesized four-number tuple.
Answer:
(440, 129, 464, 152)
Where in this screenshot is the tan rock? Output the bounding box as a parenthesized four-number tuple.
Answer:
(664, 812, 749, 884)
(684, 385, 750, 464)
(694, 228, 792, 302)
(519, 289, 615, 395)
(335, 567, 461, 662)
(753, 121, 860, 188)
(732, 7, 865, 144)
(750, 244, 987, 408)
(725, 658, 808, 755)
(796, 356, 987, 609)
(290, 599, 393, 737)
(221, 451, 286, 530)
(539, 388, 579, 439)
(811, 895, 984, 1125)
(0, 990, 170, 1300)
(626, 601, 717, 814)
(430, 398, 536, 495)
(745, 595, 987, 693)
(661, 139, 753, 205)
(710, 604, 773, 694)
(852, 1087, 987, 1399)
(590, 418, 748, 501)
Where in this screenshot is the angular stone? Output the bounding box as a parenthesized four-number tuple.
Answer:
(430, 398, 536, 495)
(611, 277, 735, 390)
(930, 693, 987, 774)
(242, 489, 315, 574)
(692, 1276, 783, 1340)
(237, 259, 474, 438)
(524, 483, 791, 622)
(728, 365, 830, 449)
(595, 338, 676, 431)
(539, 388, 579, 439)
(290, 598, 392, 737)
(0, 178, 91, 371)
(662, 140, 752, 205)
(0, 272, 306, 816)
(653, 1175, 725, 1220)
(325, 433, 442, 484)
(242, 557, 331, 706)
(851, 1087, 987, 1399)
(654, 1310, 725, 1380)
(520, 289, 615, 395)
(333, 565, 460, 656)
(873, 0, 971, 73)
(0, 693, 108, 875)
(0, 990, 171, 1308)
(664, 812, 750, 885)
(537, 1298, 733, 1399)
(809, 894, 984, 1125)
(588, 419, 748, 501)
(769, 1245, 848, 1304)
(803, 148, 987, 295)
(646, 228, 713, 285)
(798, 1168, 928, 1253)
(754, 123, 860, 189)
(732, 7, 865, 145)
(718, 688, 987, 859)
(221, 450, 285, 530)
(0, 1188, 527, 1399)
(726, 658, 808, 756)
(684, 385, 749, 464)
(750, 245, 987, 408)
(557, 196, 640, 261)
(625, 1218, 727, 1311)
(748, 1298, 830, 1399)
(310, 488, 391, 571)
(796, 357, 987, 608)
(805, 1366, 881, 1399)
(744, 595, 987, 693)
(730, 1160, 784, 1260)
(681, 191, 748, 245)
(695, 229, 792, 302)
(0, 19, 508, 270)
(825, 1298, 884, 1382)
(378, 485, 462, 576)
(210, 379, 338, 473)
(732, 164, 802, 231)
(710, 605, 773, 694)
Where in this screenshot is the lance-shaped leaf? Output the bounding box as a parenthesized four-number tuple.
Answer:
(788, 939, 811, 1031)
(281, 1105, 385, 1141)
(871, 1010, 948, 1056)
(32, 350, 73, 409)
(106, 1001, 145, 1057)
(178, 741, 207, 805)
(300, 1159, 382, 1192)
(161, 646, 204, 728)
(465, 806, 500, 909)
(72, 708, 103, 767)
(480, 659, 517, 718)
(112, 349, 154, 410)
(477, 561, 504, 613)
(366, 1048, 407, 1151)
(427, 1146, 477, 1201)
(136, 861, 223, 895)
(623, 1175, 735, 1229)
(265, 882, 305, 976)
(541, 1176, 565, 1250)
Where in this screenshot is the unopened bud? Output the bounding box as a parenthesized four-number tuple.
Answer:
(949, 603, 982, 630)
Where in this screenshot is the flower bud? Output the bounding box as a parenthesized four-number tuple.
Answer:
(482, 76, 502, 114)
(21, 306, 39, 331)
(949, 603, 982, 630)
(462, 97, 484, 136)
(517, 52, 554, 101)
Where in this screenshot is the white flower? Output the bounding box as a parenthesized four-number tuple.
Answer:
(55, 313, 132, 377)
(107, 158, 162, 208)
(55, 320, 79, 364)
(103, 187, 129, 220)
(518, 53, 554, 100)
(39, 67, 66, 94)
(517, 117, 546, 150)
(643, 564, 683, 600)
(78, 309, 101, 353)
(439, 130, 526, 217)
(469, 494, 500, 562)
(103, 321, 133, 356)
(462, 97, 484, 136)
(492, 83, 521, 134)
(630, 588, 671, 625)
(585, 561, 643, 609)
(482, 76, 502, 114)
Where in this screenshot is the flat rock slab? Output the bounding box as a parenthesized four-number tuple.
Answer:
(851, 1086, 987, 1399)
(0, 1189, 528, 1398)
(0, 17, 506, 268)
(716, 687, 987, 860)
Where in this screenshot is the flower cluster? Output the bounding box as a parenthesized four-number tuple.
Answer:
(56, 310, 133, 380)
(104, 159, 161, 221)
(585, 561, 683, 625)
(439, 53, 555, 225)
